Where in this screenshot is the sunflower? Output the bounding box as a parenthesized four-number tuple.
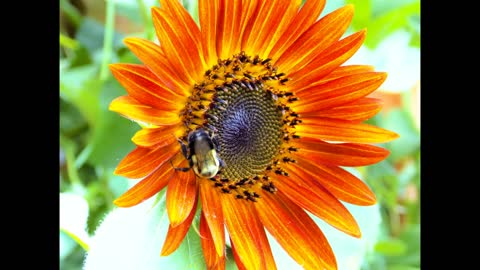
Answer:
(109, 0, 399, 269)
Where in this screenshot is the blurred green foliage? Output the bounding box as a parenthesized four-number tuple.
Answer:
(59, 0, 420, 269)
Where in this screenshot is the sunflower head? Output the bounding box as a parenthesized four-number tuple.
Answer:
(109, 0, 399, 269)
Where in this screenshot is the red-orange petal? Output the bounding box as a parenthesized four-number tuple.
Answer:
(231, 227, 277, 270)
(109, 63, 185, 111)
(123, 38, 190, 94)
(230, 204, 277, 270)
(243, 0, 300, 58)
(198, 0, 219, 67)
(131, 125, 181, 148)
(269, 0, 326, 60)
(160, 195, 198, 256)
(275, 5, 354, 74)
(315, 65, 376, 84)
(296, 117, 399, 143)
(274, 170, 360, 237)
(166, 163, 198, 227)
(198, 179, 225, 257)
(114, 142, 179, 179)
(287, 30, 366, 90)
(294, 72, 387, 112)
(221, 194, 266, 270)
(152, 7, 203, 83)
(199, 211, 226, 269)
(254, 190, 337, 270)
(290, 136, 390, 166)
(237, 0, 260, 53)
(159, 0, 206, 69)
(259, 0, 301, 59)
(109, 95, 181, 126)
(231, 242, 247, 270)
(288, 157, 376, 205)
(216, 0, 242, 59)
(300, 97, 383, 122)
(113, 162, 174, 207)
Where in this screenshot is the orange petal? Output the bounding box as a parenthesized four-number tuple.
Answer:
(275, 169, 360, 237)
(159, 0, 206, 69)
(123, 38, 190, 94)
(242, 0, 300, 58)
(114, 142, 180, 179)
(198, 179, 225, 257)
(288, 30, 366, 90)
(295, 117, 399, 143)
(258, 0, 302, 59)
(221, 194, 266, 270)
(131, 125, 182, 148)
(269, 0, 326, 60)
(113, 162, 174, 207)
(237, 0, 260, 52)
(199, 0, 219, 67)
(290, 136, 390, 166)
(289, 157, 376, 205)
(254, 190, 337, 270)
(160, 195, 198, 256)
(229, 205, 277, 270)
(109, 63, 185, 111)
(314, 65, 375, 84)
(300, 97, 383, 122)
(275, 5, 354, 74)
(152, 7, 203, 83)
(109, 95, 181, 126)
(231, 242, 247, 270)
(199, 211, 226, 270)
(294, 72, 387, 112)
(166, 162, 198, 226)
(216, 0, 242, 59)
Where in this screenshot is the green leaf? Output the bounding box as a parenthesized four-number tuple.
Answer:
(60, 193, 91, 251)
(159, 216, 207, 270)
(115, 0, 158, 25)
(267, 202, 381, 270)
(374, 239, 407, 256)
(108, 174, 130, 198)
(386, 266, 420, 270)
(371, 0, 419, 15)
(60, 65, 102, 128)
(76, 18, 125, 57)
(363, 2, 420, 49)
(321, 0, 346, 16)
(381, 109, 420, 162)
(346, 0, 372, 29)
(84, 190, 207, 270)
(85, 78, 138, 169)
(385, 224, 420, 266)
(60, 231, 78, 260)
(60, 98, 88, 136)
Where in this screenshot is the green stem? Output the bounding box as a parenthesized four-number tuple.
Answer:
(136, 0, 154, 40)
(60, 33, 79, 49)
(60, 0, 82, 29)
(60, 135, 82, 187)
(100, 0, 116, 81)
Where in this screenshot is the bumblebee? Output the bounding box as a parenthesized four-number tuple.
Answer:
(175, 128, 225, 178)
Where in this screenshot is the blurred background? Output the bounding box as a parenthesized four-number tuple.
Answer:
(59, 0, 420, 269)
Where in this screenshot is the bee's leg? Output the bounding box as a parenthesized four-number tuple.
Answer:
(177, 139, 189, 158)
(174, 166, 191, 172)
(211, 135, 221, 151)
(218, 157, 226, 168)
(170, 159, 192, 172)
(171, 138, 192, 172)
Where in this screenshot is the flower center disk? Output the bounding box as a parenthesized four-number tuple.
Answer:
(209, 79, 283, 179)
(181, 52, 299, 200)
